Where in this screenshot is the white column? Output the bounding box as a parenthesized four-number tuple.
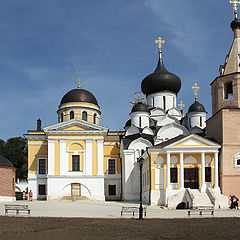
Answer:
(85, 140, 93, 175)
(166, 152, 171, 189)
(47, 139, 55, 175)
(214, 152, 219, 190)
(59, 140, 67, 175)
(201, 152, 206, 192)
(180, 152, 184, 190)
(155, 166, 160, 190)
(97, 139, 104, 175)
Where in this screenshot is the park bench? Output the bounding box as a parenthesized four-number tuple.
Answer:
(188, 206, 214, 217)
(121, 206, 147, 217)
(5, 204, 31, 215)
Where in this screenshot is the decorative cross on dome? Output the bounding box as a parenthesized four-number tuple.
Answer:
(77, 77, 81, 89)
(229, 0, 240, 18)
(178, 100, 185, 110)
(129, 92, 148, 107)
(155, 36, 165, 58)
(192, 83, 200, 101)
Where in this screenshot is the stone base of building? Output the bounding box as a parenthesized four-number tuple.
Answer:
(220, 175, 240, 197)
(0, 196, 16, 201)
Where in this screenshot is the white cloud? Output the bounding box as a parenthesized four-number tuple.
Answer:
(144, 0, 210, 63)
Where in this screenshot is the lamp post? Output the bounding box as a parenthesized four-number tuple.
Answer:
(138, 157, 144, 220)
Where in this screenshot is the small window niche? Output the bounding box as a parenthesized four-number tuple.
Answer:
(82, 111, 87, 121)
(225, 82, 233, 99)
(234, 153, 240, 168)
(93, 113, 97, 124)
(70, 111, 74, 120)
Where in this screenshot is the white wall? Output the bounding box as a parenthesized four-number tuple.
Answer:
(47, 176, 105, 201)
(147, 92, 177, 110)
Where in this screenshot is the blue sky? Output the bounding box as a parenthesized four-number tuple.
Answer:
(0, 0, 236, 140)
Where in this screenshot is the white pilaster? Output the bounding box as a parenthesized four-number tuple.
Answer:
(214, 152, 219, 191)
(166, 152, 170, 189)
(97, 139, 104, 175)
(155, 166, 160, 190)
(59, 140, 67, 175)
(180, 152, 184, 190)
(85, 140, 93, 175)
(48, 139, 55, 175)
(201, 152, 206, 192)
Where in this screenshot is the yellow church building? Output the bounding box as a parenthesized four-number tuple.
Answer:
(25, 84, 123, 201)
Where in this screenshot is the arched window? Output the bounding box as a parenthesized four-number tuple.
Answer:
(82, 111, 87, 121)
(60, 113, 64, 122)
(225, 82, 233, 99)
(70, 111, 74, 120)
(93, 113, 97, 124)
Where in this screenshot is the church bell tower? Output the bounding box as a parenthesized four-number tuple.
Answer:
(207, 1, 240, 196)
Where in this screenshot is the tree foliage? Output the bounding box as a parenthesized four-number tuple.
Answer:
(0, 137, 27, 180)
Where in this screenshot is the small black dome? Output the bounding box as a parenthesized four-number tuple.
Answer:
(60, 88, 99, 106)
(125, 119, 131, 127)
(230, 18, 240, 31)
(188, 100, 206, 113)
(131, 102, 150, 113)
(141, 58, 181, 95)
(0, 155, 14, 167)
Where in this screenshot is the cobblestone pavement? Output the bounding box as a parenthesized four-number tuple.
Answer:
(1, 200, 240, 218)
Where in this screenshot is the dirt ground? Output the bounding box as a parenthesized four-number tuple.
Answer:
(0, 216, 239, 240)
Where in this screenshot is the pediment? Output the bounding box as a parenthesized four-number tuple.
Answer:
(170, 135, 220, 148)
(43, 118, 108, 133)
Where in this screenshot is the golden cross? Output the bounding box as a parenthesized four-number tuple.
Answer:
(129, 92, 148, 107)
(178, 100, 185, 110)
(229, 0, 240, 17)
(192, 83, 200, 101)
(155, 36, 165, 58)
(77, 77, 81, 89)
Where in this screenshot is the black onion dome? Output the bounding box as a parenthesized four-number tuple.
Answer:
(60, 88, 99, 106)
(188, 100, 206, 113)
(141, 58, 181, 95)
(230, 18, 240, 31)
(131, 102, 150, 113)
(0, 155, 14, 167)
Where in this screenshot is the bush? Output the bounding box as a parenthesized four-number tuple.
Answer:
(15, 192, 23, 200)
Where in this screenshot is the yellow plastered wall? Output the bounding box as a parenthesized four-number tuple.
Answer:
(103, 142, 121, 174)
(151, 169, 155, 190)
(28, 141, 48, 173)
(92, 140, 97, 176)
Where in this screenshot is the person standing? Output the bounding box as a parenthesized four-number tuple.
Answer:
(29, 190, 33, 201)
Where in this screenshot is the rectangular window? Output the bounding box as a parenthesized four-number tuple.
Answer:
(205, 167, 212, 182)
(38, 159, 46, 174)
(108, 159, 116, 174)
(170, 168, 178, 183)
(72, 155, 80, 171)
(108, 185, 116, 196)
(38, 184, 46, 195)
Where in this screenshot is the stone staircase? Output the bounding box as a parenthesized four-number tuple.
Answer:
(190, 189, 213, 208)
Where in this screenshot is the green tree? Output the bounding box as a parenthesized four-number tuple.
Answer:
(2, 137, 27, 180)
(0, 139, 4, 155)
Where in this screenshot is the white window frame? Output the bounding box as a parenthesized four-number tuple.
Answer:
(234, 153, 240, 168)
(38, 158, 47, 175)
(107, 158, 117, 174)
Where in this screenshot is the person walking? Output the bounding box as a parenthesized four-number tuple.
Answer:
(29, 190, 33, 201)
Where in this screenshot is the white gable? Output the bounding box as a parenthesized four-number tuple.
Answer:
(182, 139, 203, 146)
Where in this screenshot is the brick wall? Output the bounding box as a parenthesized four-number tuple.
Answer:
(0, 167, 16, 197)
